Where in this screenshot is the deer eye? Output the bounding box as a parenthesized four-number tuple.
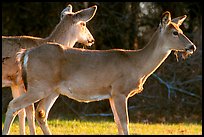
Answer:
(173, 31, 178, 36)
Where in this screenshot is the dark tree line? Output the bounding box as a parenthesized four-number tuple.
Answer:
(2, 2, 202, 123)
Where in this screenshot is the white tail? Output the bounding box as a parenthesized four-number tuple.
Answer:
(2, 4, 97, 135)
(3, 11, 196, 135)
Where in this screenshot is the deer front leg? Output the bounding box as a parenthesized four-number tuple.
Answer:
(11, 84, 26, 135)
(25, 104, 36, 135)
(18, 109, 26, 135)
(35, 92, 59, 135)
(109, 94, 129, 135)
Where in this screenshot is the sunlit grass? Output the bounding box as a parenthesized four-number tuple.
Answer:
(2, 118, 202, 135)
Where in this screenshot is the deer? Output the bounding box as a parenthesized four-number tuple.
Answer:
(2, 11, 196, 135)
(2, 4, 97, 135)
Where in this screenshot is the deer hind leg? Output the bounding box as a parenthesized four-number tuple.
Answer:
(35, 92, 59, 135)
(3, 89, 46, 135)
(109, 94, 129, 135)
(18, 83, 36, 135)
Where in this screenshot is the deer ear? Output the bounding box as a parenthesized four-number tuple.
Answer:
(172, 15, 187, 26)
(74, 5, 97, 22)
(161, 11, 171, 27)
(60, 4, 73, 20)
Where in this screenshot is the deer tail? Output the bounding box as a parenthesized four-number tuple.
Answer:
(16, 49, 29, 90)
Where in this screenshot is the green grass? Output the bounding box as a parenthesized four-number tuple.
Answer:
(2, 118, 202, 135)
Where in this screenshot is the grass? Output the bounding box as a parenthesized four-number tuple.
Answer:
(2, 117, 202, 135)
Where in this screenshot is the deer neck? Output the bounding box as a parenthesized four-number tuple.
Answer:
(135, 28, 171, 78)
(45, 20, 77, 48)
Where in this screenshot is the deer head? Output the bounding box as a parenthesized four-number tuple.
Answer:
(159, 11, 196, 60)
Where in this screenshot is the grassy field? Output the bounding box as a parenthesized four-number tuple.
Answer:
(2, 117, 202, 135)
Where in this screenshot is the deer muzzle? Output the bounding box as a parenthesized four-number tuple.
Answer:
(185, 44, 196, 54)
(87, 39, 95, 46)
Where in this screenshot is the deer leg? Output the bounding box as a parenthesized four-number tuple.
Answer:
(18, 109, 26, 135)
(25, 104, 36, 135)
(11, 84, 26, 135)
(18, 83, 36, 135)
(109, 94, 129, 135)
(35, 92, 59, 135)
(2, 90, 46, 135)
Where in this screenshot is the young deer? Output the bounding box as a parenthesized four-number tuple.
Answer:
(3, 11, 196, 135)
(2, 4, 97, 135)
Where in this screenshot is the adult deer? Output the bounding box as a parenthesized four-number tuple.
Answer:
(2, 4, 97, 135)
(3, 11, 196, 135)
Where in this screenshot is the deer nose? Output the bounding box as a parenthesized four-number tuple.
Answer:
(189, 44, 196, 52)
(88, 39, 95, 44)
(186, 44, 196, 53)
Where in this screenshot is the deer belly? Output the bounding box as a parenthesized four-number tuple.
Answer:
(56, 82, 111, 103)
